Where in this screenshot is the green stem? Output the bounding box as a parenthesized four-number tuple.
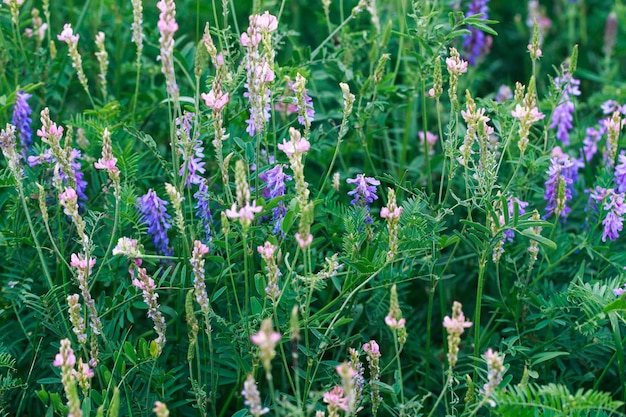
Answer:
(472, 249, 489, 381)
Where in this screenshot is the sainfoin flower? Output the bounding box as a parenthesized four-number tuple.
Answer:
(462, 0, 492, 65)
(131, 265, 167, 355)
(346, 174, 380, 224)
(590, 187, 626, 242)
(550, 72, 581, 145)
(241, 374, 269, 417)
(137, 189, 173, 256)
(251, 318, 281, 372)
(156, 0, 179, 100)
(443, 301, 472, 368)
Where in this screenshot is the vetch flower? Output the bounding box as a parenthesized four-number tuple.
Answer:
(258, 241, 281, 302)
(259, 164, 291, 235)
(462, 0, 492, 66)
(177, 112, 205, 187)
(194, 179, 212, 243)
(590, 187, 626, 242)
(481, 348, 506, 407)
(11, 91, 32, 156)
(550, 72, 581, 145)
(57, 23, 89, 96)
(346, 174, 380, 224)
(53, 339, 82, 417)
(544, 152, 574, 219)
(137, 189, 173, 256)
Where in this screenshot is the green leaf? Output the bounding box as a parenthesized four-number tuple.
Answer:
(520, 229, 557, 250)
(603, 297, 626, 313)
(531, 351, 569, 366)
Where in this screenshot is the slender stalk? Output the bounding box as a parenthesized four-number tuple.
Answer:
(472, 249, 489, 381)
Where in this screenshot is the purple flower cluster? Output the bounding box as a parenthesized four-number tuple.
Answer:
(590, 186, 626, 242)
(259, 164, 291, 235)
(28, 148, 88, 201)
(544, 152, 575, 218)
(582, 100, 626, 163)
(462, 0, 491, 66)
(346, 174, 380, 224)
(194, 179, 212, 243)
(503, 196, 529, 241)
(12, 91, 32, 156)
(137, 189, 173, 256)
(550, 73, 581, 145)
(177, 112, 205, 186)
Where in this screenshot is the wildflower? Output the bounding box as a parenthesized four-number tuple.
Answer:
(544, 152, 574, 218)
(153, 402, 170, 417)
(59, 188, 88, 243)
(72, 359, 94, 393)
(346, 174, 380, 224)
(12, 91, 32, 156)
(443, 301, 472, 368)
(336, 362, 357, 413)
(323, 386, 349, 417)
(188, 240, 211, 315)
(590, 187, 626, 242)
(446, 47, 468, 110)
(601, 100, 626, 116)
(94, 31, 108, 99)
(25, 8, 47, 46)
(381, 188, 403, 260)
(0, 124, 22, 182)
(67, 294, 87, 344)
(137, 189, 173, 256)
(550, 72, 581, 146)
(226, 161, 263, 230)
(53, 339, 82, 417)
(57, 24, 89, 95)
(241, 374, 269, 417)
(332, 172, 341, 191)
(527, 211, 543, 271)
(259, 164, 291, 235)
(481, 348, 506, 407)
(201, 89, 229, 112)
(604, 111, 624, 168)
(194, 179, 212, 243)
(293, 73, 315, 134)
(165, 182, 185, 239)
(94, 128, 120, 197)
(176, 112, 205, 187)
(363, 340, 382, 415)
(419, 131, 438, 155)
(156, 0, 179, 101)
(112, 237, 143, 260)
(495, 85, 513, 103)
(348, 348, 365, 411)
(511, 85, 545, 153)
(604, 11, 618, 57)
(131, 265, 167, 355)
(385, 284, 407, 344)
(241, 12, 278, 136)
(459, 90, 494, 167)
(614, 284, 626, 297)
(583, 125, 605, 163)
(131, 0, 144, 54)
(251, 318, 281, 372)
(258, 242, 281, 302)
(70, 253, 102, 338)
(462, 0, 492, 66)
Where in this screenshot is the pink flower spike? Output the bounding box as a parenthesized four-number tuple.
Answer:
(201, 90, 229, 111)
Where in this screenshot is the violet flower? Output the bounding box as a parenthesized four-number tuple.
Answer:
(550, 73, 581, 145)
(346, 174, 380, 224)
(259, 164, 291, 235)
(12, 91, 32, 156)
(590, 186, 626, 242)
(615, 153, 626, 193)
(194, 179, 212, 244)
(177, 112, 205, 186)
(544, 153, 574, 218)
(463, 0, 491, 66)
(137, 189, 173, 256)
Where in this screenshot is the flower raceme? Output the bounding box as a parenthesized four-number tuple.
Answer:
(443, 301, 472, 368)
(251, 318, 281, 372)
